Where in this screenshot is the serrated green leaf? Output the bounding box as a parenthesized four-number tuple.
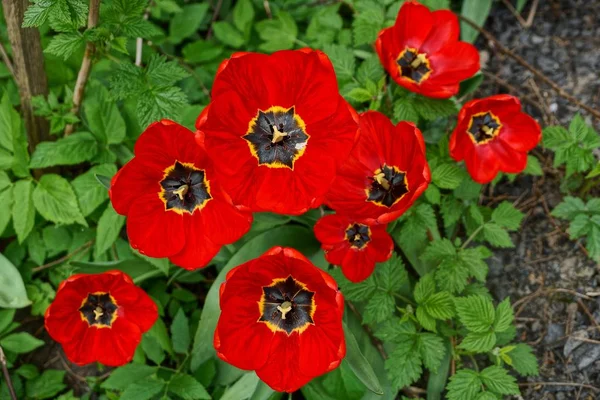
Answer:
(508, 343, 538, 376)
(324, 44, 355, 82)
(417, 333, 445, 372)
(44, 32, 84, 60)
(432, 163, 465, 189)
(12, 180, 35, 243)
(524, 155, 543, 176)
(455, 295, 495, 332)
(72, 164, 117, 216)
(458, 331, 496, 352)
(551, 196, 586, 220)
(213, 22, 245, 48)
(102, 364, 158, 390)
(363, 291, 395, 324)
(446, 369, 481, 400)
(120, 377, 166, 400)
(393, 98, 419, 124)
(414, 273, 436, 304)
(385, 340, 422, 390)
(25, 369, 67, 400)
(413, 96, 459, 120)
(346, 88, 373, 103)
(333, 269, 377, 302)
(483, 223, 513, 248)
(33, 174, 87, 226)
(352, 5, 385, 46)
(423, 292, 454, 320)
(491, 202, 524, 231)
(416, 307, 437, 332)
(435, 257, 470, 294)
(377, 254, 407, 292)
(479, 366, 519, 395)
(29, 132, 98, 168)
(168, 3, 210, 44)
(493, 298, 514, 332)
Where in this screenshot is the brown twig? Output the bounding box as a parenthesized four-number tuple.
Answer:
(459, 15, 600, 120)
(576, 298, 600, 331)
(0, 40, 15, 81)
(524, 0, 539, 27)
(263, 0, 272, 18)
(205, 0, 224, 40)
(64, 0, 100, 136)
(0, 346, 17, 400)
(519, 381, 600, 393)
(32, 241, 93, 273)
(481, 70, 543, 112)
(500, 0, 528, 28)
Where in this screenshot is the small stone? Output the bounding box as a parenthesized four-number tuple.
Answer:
(531, 34, 544, 45)
(544, 323, 565, 344)
(564, 329, 589, 357)
(572, 343, 600, 370)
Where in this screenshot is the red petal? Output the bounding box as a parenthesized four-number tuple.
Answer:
(168, 212, 221, 270)
(256, 333, 312, 392)
(114, 287, 158, 333)
(126, 193, 185, 258)
(395, 1, 433, 49)
(214, 296, 275, 371)
(421, 10, 459, 54)
(498, 113, 541, 152)
(109, 160, 162, 216)
(96, 319, 142, 366)
(201, 198, 252, 245)
(428, 41, 480, 85)
(488, 139, 528, 174)
(298, 322, 345, 378)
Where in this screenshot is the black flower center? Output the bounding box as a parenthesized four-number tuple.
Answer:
(397, 47, 432, 84)
(160, 161, 212, 214)
(244, 106, 309, 169)
(258, 276, 315, 335)
(468, 112, 502, 144)
(367, 165, 409, 208)
(345, 223, 371, 249)
(79, 292, 118, 327)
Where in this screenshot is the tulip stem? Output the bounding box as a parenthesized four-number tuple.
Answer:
(0, 346, 17, 400)
(460, 224, 485, 250)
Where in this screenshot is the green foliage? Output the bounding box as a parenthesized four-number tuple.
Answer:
(543, 114, 600, 177)
(552, 196, 600, 261)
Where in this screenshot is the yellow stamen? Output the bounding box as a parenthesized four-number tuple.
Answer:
(481, 125, 494, 135)
(374, 172, 391, 190)
(271, 125, 288, 143)
(277, 301, 293, 320)
(410, 53, 428, 68)
(354, 233, 361, 241)
(93, 307, 104, 321)
(172, 184, 189, 201)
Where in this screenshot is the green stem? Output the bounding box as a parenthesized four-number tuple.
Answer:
(460, 224, 485, 250)
(468, 354, 479, 372)
(393, 292, 416, 306)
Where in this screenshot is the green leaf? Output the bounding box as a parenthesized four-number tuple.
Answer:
(412, 96, 459, 120)
(256, 12, 298, 52)
(423, 292, 455, 320)
(0, 252, 30, 308)
(460, 0, 492, 43)
(551, 196, 586, 220)
(171, 308, 191, 354)
(542, 125, 570, 149)
(346, 88, 373, 103)
(446, 369, 482, 400)
(72, 164, 117, 217)
(493, 298, 514, 332)
(182, 40, 224, 63)
(414, 273, 436, 304)
(29, 132, 98, 168)
(352, 4, 385, 46)
(190, 225, 319, 370)
(455, 295, 495, 332)
(12, 180, 35, 243)
(102, 365, 159, 390)
(169, 3, 210, 44)
(44, 33, 84, 60)
(25, 370, 67, 400)
(213, 22, 245, 48)
(95, 204, 125, 257)
(491, 202, 524, 231)
(33, 174, 87, 226)
(84, 92, 126, 145)
(0, 332, 44, 354)
(479, 366, 519, 395)
(483, 223, 513, 248)
(416, 306, 437, 332)
(432, 163, 465, 189)
(524, 155, 543, 176)
(332, 271, 377, 302)
(221, 373, 259, 400)
(343, 323, 384, 394)
(508, 343, 538, 376)
(233, 0, 255, 32)
(363, 291, 395, 324)
(458, 74, 484, 98)
(421, 0, 450, 10)
(168, 374, 211, 400)
(385, 340, 422, 390)
(458, 331, 496, 352)
(376, 253, 407, 292)
(323, 44, 355, 82)
(393, 98, 419, 124)
(120, 377, 166, 400)
(417, 333, 445, 372)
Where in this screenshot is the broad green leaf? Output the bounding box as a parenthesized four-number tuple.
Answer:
(460, 0, 492, 43)
(432, 163, 465, 189)
(454, 295, 495, 333)
(0, 93, 20, 153)
(25, 370, 67, 400)
(491, 202, 524, 231)
(233, 0, 255, 32)
(190, 225, 319, 371)
(446, 369, 481, 400)
(0, 309, 15, 334)
(493, 298, 514, 332)
(479, 366, 519, 395)
(44, 32, 84, 60)
(1, 332, 44, 353)
(343, 323, 383, 394)
(385, 340, 422, 390)
(169, 3, 210, 44)
(71, 258, 159, 280)
(12, 180, 35, 243)
(213, 22, 245, 48)
(221, 373, 259, 400)
(0, 252, 30, 308)
(120, 377, 166, 400)
(524, 155, 543, 176)
(101, 364, 158, 390)
(95, 204, 125, 257)
(426, 338, 452, 400)
(458, 331, 496, 352)
(182, 40, 223, 64)
(483, 223, 513, 248)
(84, 91, 126, 145)
(417, 333, 445, 372)
(0, 179, 13, 236)
(72, 164, 117, 216)
(33, 174, 87, 226)
(323, 44, 355, 82)
(363, 291, 395, 324)
(29, 132, 98, 168)
(507, 343, 538, 376)
(171, 309, 190, 354)
(168, 374, 210, 400)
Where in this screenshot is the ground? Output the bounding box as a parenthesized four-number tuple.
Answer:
(481, 0, 600, 398)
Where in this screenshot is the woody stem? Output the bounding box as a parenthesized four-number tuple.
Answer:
(0, 346, 17, 400)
